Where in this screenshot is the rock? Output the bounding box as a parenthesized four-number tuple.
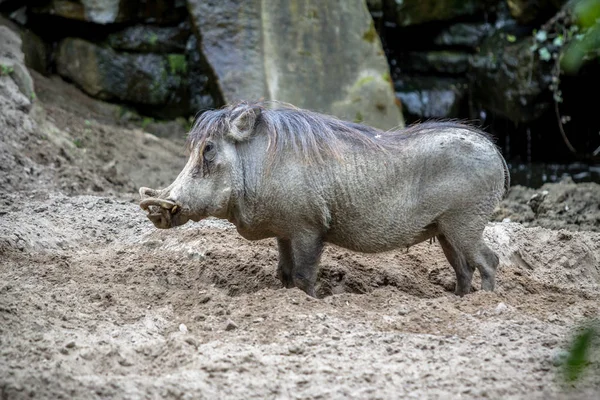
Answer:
(288, 344, 304, 354)
(137, 0, 188, 25)
(198, 294, 211, 304)
(224, 319, 238, 331)
(395, 76, 467, 120)
(495, 302, 508, 314)
(551, 349, 569, 366)
(21, 29, 49, 75)
(433, 23, 490, 48)
(0, 15, 49, 75)
(179, 323, 188, 333)
(383, 0, 485, 27)
(0, 25, 35, 105)
(107, 22, 190, 53)
(507, 0, 566, 24)
(32, 0, 138, 24)
(186, 0, 403, 130)
(468, 25, 552, 123)
(398, 51, 470, 75)
(56, 38, 192, 118)
(65, 340, 76, 348)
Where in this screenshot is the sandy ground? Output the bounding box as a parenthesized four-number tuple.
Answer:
(1, 69, 599, 400)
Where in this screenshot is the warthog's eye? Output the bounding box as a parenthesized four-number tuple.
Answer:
(203, 142, 216, 162)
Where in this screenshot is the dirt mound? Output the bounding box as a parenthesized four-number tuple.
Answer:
(494, 178, 600, 232)
(1, 192, 599, 399)
(0, 70, 187, 197)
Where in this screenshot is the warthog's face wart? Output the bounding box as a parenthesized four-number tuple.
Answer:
(139, 106, 259, 229)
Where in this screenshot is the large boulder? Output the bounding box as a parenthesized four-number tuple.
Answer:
(383, 0, 489, 27)
(107, 22, 190, 53)
(397, 51, 470, 75)
(32, 0, 138, 24)
(56, 38, 192, 118)
(186, 0, 403, 130)
(0, 15, 49, 75)
(32, 0, 188, 25)
(433, 22, 490, 48)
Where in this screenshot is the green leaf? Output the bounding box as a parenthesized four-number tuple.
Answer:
(562, 326, 595, 382)
(536, 30, 548, 42)
(507, 34, 517, 43)
(553, 35, 564, 47)
(539, 47, 552, 61)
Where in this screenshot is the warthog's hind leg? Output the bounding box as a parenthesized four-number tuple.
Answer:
(437, 213, 499, 295)
(437, 234, 475, 296)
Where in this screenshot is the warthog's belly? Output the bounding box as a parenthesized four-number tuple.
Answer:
(324, 221, 439, 253)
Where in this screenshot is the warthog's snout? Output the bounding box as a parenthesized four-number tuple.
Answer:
(139, 186, 181, 229)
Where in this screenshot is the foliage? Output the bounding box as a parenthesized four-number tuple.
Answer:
(559, 320, 599, 384)
(527, 0, 600, 156)
(561, 0, 600, 73)
(0, 64, 14, 75)
(167, 54, 187, 75)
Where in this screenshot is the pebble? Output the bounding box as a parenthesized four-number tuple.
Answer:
(552, 349, 569, 366)
(118, 358, 133, 367)
(225, 319, 238, 331)
(184, 337, 198, 347)
(179, 323, 188, 333)
(65, 341, 76, 348)
(495, 302, 508, 314)
(288, 345, 304, 355)
(397, 306, 411, 316)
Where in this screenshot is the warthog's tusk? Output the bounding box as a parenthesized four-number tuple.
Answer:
(171, 205, 178, 214)
(139, 198, 177, 211)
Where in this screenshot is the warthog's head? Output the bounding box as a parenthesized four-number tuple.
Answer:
(139, 104, 261, 229)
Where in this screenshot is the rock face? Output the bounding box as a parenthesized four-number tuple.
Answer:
(468, 26, 553, 123)
(186, 0, 403, 130)
(56, 38, 191, 118)
(383, 0, 486, 27)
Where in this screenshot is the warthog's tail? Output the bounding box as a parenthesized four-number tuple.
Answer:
(499, 152, 511, 199)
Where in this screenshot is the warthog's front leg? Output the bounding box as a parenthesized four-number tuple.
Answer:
(276, 238, 294, 289)
(290, 233, 324, 298)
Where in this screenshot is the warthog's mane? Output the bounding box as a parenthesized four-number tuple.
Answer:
(187, 100, 493, 164)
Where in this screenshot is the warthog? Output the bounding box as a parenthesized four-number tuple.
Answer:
(140, 101, 509, 297)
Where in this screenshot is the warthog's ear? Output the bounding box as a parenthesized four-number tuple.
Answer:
(228, 106, 261, 142)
